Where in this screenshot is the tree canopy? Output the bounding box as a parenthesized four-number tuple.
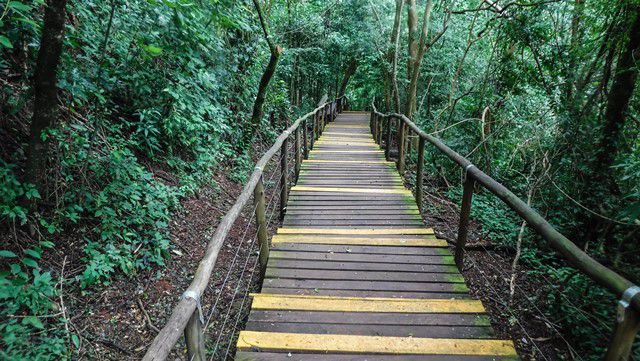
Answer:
(1, 0, 639, 359)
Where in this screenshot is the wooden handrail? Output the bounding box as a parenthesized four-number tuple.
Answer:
(142, 95, 345, 361)
(370, 101, 639, 310)
(370, 100, 639, 360)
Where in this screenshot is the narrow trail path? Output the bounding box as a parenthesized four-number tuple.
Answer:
(234, 111, 518, 360)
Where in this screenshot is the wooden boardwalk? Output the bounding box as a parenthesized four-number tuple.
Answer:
(235, 112, 518, 360)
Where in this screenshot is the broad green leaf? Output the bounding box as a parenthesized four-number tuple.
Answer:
(0, 35, 13, 49)
(40, 240, 55, 248)
(22, 316, 44, 329)
(0, 250, 17, 258)
(22, 258, 38, 268)
(143, 45, 163, 55)
(72, 334, 80, 348)
(8, 1, 31, 11)
(25, 249, 41, 259)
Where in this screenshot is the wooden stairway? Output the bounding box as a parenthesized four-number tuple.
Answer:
(235, 112, 518, 360)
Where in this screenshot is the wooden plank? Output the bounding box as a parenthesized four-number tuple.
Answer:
(269, 251, 454, 264)
(271, 243, 449, 255)
(277, 228, 434, 235)
(283, 219, 422, 228)
(291, 186, 411, 195)
(267, 259, 458, 273)
(286, 205, 418, 210)
(248, 294, 481, 313)
(322, 132, 371, 137)
(262, 279, 468, 293)
(303, 160, 394, 164)
(266, 269, 465, 283)
(285, 210, 421, 215)
(260, 288, 468, 299)
(247, 310, 491, 326)
(271, 236, 444, 247)
(324, 125, 369, 129)
(244, 322, 494, 339)
(236, 352, 518, 360)
(283, 214, 422, 220)
(236, 331, 518, 356)
(285, 202, 417, 206)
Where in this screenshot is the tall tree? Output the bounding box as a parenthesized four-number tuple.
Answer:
(405, 0, 433, 118)
(339, 57, 358, 96)
(242, 0, 283, 146)
(595, 5, 640, 182)
(385, 0, 404, 112)
(26, 0, 68, 196)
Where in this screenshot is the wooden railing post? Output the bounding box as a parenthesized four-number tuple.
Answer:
(303, 118, 309, 159)
(254, 175, 269, 272)
(373, 114, 378, 142)
(385, 116, 392, 161)
(294, 127, 301, 182)
(605, 287, 640, 361)
(324, 104, 329, 129)
(184, 310, 205, 361)
(310, 112, 316, 149)
(397, 121, 406, 173)
(416, 137, 425, 212)
(370, 112, 374, 136)
(377, 115, 383, 146)
(455, 167, 475, 270)
(280, 133, 289, 220)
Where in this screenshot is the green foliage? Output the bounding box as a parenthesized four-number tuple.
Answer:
(0, 243, 67, 360)
(0, 162, 39, 225)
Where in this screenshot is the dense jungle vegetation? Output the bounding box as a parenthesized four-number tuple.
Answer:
(0, 0, 639, 359)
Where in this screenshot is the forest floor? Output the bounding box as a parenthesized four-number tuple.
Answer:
(413, 175, 575, 360)
(62, 145, 289, 360)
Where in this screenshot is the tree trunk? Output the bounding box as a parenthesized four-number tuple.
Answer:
(595, 5, 640, 176)
(582, 5, 640, 250)
(339, 58, 358, 96)
(26, 0, 68, 195)
(405, 0, 434, 118)
(388, 0, 404, 112)
(242, 0, 282, 147)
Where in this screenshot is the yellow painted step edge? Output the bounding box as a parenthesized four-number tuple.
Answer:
(277, 228, 434, 235)
(303, 160, 394, 164)
(248, 294, 485, 313)
(236, 331, 518, 356)
(317, 137, 375, 141)
(271, 235, 446, 246)
(322, 132, 371, 137)
(291, 186, 410, 195)
(316, 138, 374, 142)
(310, 150, 382, 153)
(325, 125, 369, 129)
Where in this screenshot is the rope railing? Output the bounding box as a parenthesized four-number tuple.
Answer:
(370, 99, 639, 361)
(142, 95, 348, 361)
